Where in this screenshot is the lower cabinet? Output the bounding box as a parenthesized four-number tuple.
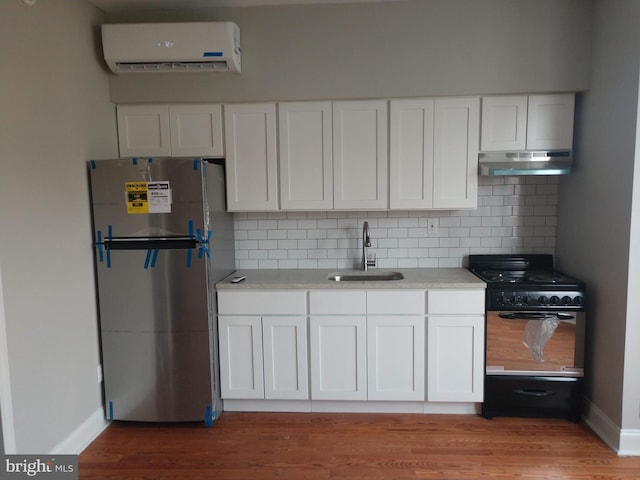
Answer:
(427, 315, 484, 402)
(218, 315, 308, 400)
(309, 316, 367, 400)
(218, 288, 485, 408)
(367, 316, 425, 401)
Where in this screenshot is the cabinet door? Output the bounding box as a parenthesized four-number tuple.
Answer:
(427, 315, 484, 402)
(526, 94, 575, 150)
(389, 99, 435, 209)
(333, 100, 388, 209)
(218, 316, 264, 399)
(480, 96, 527, 151)
(169, 104, 223, 157)
(433, 97, 480, 209)
(262, 316, 309, 400)
(116, 104, 171, 157)
(310, 316, 367, 400)
(224, 103, 278, 211)
(279, 102, 333, 210)
(367, 316, 425, 401)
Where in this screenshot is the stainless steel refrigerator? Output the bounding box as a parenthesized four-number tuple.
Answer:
(89, 157, 235, 423)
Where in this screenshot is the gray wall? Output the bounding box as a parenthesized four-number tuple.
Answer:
(105, 0, 592, 103)
(0, 0, 117, 453)
(557, 0, 640, 444)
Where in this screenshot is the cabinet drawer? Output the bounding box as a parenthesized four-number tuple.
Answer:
(367, 291, 425, 315)
(309, 291, 366, 314)
(218, 291, 306, 315)
(427, 290, 485, 314)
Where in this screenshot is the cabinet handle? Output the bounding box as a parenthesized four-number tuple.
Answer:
(513, 388, 554, 397)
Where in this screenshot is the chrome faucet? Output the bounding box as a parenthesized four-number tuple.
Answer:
(362, 221, 376, 271)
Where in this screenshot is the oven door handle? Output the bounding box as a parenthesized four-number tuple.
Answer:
(499, 312, 575, 321)
(514, 388, 555, 397)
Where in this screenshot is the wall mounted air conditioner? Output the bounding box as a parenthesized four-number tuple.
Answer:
(101, 22, 241, 74)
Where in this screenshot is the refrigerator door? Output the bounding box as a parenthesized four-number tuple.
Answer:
(97, 247, 212, 421)
(90, 158, 206, 238)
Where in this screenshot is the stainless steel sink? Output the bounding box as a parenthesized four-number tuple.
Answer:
(327, 271, 405, 282)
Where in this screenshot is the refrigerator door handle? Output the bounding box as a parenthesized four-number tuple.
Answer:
(103, 238, 198, 250)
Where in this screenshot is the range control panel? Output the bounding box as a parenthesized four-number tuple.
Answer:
(488, 289, 585, 310)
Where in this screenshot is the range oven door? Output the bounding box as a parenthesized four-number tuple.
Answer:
(485, 310, 584, 377)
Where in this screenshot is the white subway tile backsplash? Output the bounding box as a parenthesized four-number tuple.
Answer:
(233, 177, 558, 269)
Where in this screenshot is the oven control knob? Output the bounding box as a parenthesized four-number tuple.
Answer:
(521, 295, 529, 305)
(562, 295, 573, 305)
(538, 295, 549, 305)
(573, 296, 584, 306)
(510, 295, 519, 305)
(550, 295, 560, 305)
(496, 295, 505, 305)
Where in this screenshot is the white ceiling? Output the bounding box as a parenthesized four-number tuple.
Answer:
(87, 0, 401, 13)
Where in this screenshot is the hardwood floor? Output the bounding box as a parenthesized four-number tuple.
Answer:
(79, 412, 640, 479)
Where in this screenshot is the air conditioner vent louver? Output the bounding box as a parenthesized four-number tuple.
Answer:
(114, 61, 232, 73)
(102, 22, 241, 75)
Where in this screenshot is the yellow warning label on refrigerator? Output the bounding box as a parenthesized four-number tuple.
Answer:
(126, 182, 149, 214)
(125, 181, 172, 214)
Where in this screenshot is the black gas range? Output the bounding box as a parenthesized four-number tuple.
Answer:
(468, 254, 586, 422)
(469, 254, 586, 311)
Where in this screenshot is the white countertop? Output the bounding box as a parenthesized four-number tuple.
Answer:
(216, 268, 485, 290)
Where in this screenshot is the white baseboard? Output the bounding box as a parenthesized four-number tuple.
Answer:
(50, 407, 110, 455)
(583, 399, 640, 456)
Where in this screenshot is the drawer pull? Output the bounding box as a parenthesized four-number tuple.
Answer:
(514, 388, 555, 397)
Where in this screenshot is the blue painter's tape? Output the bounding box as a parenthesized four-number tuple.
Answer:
(132, 157, 138, 165)
(150, 249, 159, 268)
(108, 401, 114, 420)
(188, 220, 194, 239)
(106, 225, 113, 268)
(90, 160, 96, 169)
(204, 405, 214, 427)
(95, 230, 104, 262)
(186, 248, 192, 269)
(144, 249, 152, 269)
(203, 51, 223, 57)
(147, 157, 153, 163)
(193, 158, 201, 171)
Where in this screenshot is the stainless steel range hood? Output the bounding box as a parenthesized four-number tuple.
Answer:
(479, 151, 572, 176)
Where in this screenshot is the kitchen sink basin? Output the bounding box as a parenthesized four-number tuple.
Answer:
(327, 271, 405, 282)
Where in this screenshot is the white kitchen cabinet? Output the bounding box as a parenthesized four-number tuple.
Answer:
(367, 316, 425, 401)
(218, 315, 264, 399)
(116, 104, 223, 158)
(432, 97, 480, 209)
(117, 104, 171, 157)
(218, 291, 308, 400)
(310, 315, 368, 400)
(168, 104, 224, 157)
(262, 316, 309, 400)
(526, 94, 575, 150)
(426, 315, 484, 402)
(309, 290, 367, 400)
(333, 100, 388, 210)
(426, 289, 485, 402)
(224, 103, 278, 211)
(390, 97, 479, 210)
(389, 99, 435, 209)
(480, 93, 575, 151)
(367, 291, 425, 401)
(480, 95, 528, 151)
(278, 102, 333, 210)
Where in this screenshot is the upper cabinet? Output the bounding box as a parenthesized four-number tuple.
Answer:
(333, 100, 388, 210)
(224, 103, 279, 212)
(480, 93, 575, 151)
(390, 97, 479, 210)
(278, 102, 333, 210)
(116, 104, 223, 158)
